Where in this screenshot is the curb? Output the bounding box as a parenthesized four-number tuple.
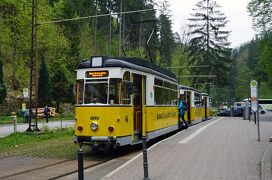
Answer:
(261, 142, 272, 180)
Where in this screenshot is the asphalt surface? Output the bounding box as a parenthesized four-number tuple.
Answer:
(102, 113, 272, 180)
(0, 120, 75, 137)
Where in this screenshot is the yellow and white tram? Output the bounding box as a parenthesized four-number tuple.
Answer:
(178, 85, 203, 125)
(75, 56, 179, 151)
(201, 93, 213, 120)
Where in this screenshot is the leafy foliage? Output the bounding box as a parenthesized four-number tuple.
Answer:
(248, 0, 272, 34)
(51, 63, 73, 111)
(247, 0, 272, 97)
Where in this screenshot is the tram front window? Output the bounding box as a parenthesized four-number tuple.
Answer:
(84, 82, 108, 104)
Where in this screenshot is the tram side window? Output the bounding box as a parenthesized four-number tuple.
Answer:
(154, 86, 164, 105)
(76, 80, 84, 104)
(194, 93, 201, 107)
(154, 78, 163, 105)
(109, 78, 121, 104)
(122, 72, 131, 104)
(154, 78, 177, 105)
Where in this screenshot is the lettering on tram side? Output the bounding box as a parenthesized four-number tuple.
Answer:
(156, 112, 176, 119)
(90, 116, 99, 120)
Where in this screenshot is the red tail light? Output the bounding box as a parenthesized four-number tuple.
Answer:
(77, 126, 83, 131)
(108, 126, 114, 132)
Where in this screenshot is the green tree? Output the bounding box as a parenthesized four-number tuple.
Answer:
(158, 0, 174, 67)
(38, 56, 51, 107)
(0, 54, 6, 104)
(51, 64, 72, 111)
(187, 0, 231, 88)
(257, 32, 272, 86)
(248, 0, 272, 88)
(248, 0, 272, 34)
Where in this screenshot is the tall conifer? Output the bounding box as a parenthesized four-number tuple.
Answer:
(187, 0, 231, 87)
(38, 56, 51, 107)
(158, 0, 174, 67)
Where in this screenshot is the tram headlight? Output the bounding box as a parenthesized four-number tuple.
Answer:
(90, 122, 98, 131)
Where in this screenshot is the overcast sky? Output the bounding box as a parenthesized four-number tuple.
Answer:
(167, 0, 256, 48)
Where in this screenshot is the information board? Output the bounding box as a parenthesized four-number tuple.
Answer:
(250, 80, 258, 112)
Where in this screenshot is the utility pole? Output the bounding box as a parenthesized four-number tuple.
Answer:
(119, 0, 123, 56)
(26, 0, 39, 132)
(109, 0, 112, 56)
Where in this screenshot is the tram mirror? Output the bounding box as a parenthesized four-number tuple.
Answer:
(126, 83, 134, 95)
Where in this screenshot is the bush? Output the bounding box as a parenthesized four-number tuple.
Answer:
(58, 103, 74, 116)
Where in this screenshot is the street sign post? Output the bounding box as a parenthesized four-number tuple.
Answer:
(250, 80, 260, 141)
(23, 88, 29, 99)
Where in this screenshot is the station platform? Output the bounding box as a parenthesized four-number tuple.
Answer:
(102, 114, 272, 180)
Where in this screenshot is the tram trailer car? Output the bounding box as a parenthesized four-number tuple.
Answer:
(201, 93, 213, 120)
(178, 85, 203, 125)
(75, 56, 179, 152)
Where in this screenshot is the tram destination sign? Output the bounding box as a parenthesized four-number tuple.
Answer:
(250, 80, 258, 112)
(86, 70, 109, 78)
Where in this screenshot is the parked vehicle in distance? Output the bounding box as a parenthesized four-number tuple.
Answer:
(217, 108, 230, 116)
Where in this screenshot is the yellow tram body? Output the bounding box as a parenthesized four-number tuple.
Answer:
(75, 106, 133, 137)
(74, 56, 213, 151)
(75, 56, 179, 150)
(145, 106, 178, 133)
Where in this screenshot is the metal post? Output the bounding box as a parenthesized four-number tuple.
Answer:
(11, 112, 17, 133)
(61, 116, 63, 130)
(254, 112, 256, 124)
(243, 108, 245, 120)
(142, 136, 150, 180)
(78, 145, 84, 180)
(257, 95, 260, 141)
(245, 100, 249, 120)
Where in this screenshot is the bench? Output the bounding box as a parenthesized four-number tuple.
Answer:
(31, 107, 58, 118)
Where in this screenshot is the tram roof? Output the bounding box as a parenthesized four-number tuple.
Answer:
(201, 92, 210, 97)
(178, 85, 201, 93)
(78, 56, 177, 82)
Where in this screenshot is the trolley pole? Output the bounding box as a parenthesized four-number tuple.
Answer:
(78, 144, 84, 180)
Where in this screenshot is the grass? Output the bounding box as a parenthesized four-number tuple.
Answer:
(0, 115, 74, 125)
(0, 127, 86, 160)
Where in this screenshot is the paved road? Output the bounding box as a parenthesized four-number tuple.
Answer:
(102, 114, 272, 180)
(0, 120, 75, 137)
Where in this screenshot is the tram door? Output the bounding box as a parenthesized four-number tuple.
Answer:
(133, 74, 145, 139)
(186, 91, 192, 124)
(203, 97, 208, 119)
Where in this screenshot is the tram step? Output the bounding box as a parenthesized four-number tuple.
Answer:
(132, 139, 142, 145)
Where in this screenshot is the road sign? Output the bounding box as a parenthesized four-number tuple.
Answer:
(250, 80, 258, 112)
(23, 88, 29, 98)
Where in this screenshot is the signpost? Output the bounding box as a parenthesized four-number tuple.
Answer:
(250, 80, 260, 141)
(23, 88, 29, 99)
